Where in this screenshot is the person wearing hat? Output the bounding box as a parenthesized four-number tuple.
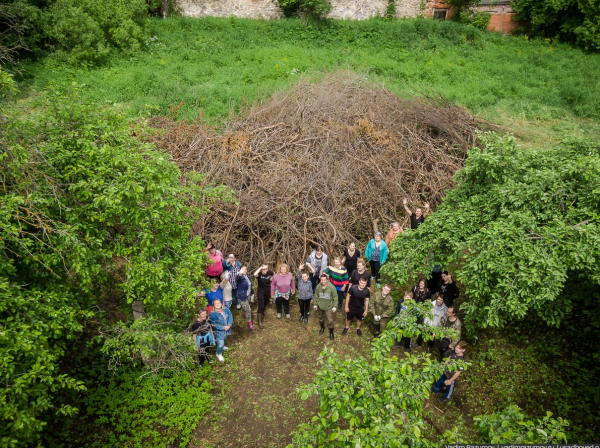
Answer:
(225, 253, 242, 309)
(312, 273, 337, 340)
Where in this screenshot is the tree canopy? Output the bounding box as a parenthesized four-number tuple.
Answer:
(384, 133, 600, 328)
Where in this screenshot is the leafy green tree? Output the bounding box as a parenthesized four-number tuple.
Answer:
(384, 133, 600, 328)
(289, 301, 464, 447)
(511, 0, 600, 50)
(475, 405, 569, 443)
(0, 85, 232, 446)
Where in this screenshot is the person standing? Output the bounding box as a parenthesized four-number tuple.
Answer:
(297, 265, 314, 324)
(437, 271, 460, 308)
(342, 243, 361, 277)
(225, 254, 242, 309)
(370, 284, 395, 336)
(392, 291, 414, 352)
(324, 257, 349, 309)
(204, 243, 225, 281)
(431, 341, 467, 403)
(306, 246, 328, 293)
(271, 264, 295, 319)
(365, 232, 388, 288)
(349, 259, 371, 289)
(253, 263, 274, 329)
(191, 308, 214, 367)
(342, 277, 370, 337)
(312, 273, 337, 340)
(220, 271, 233, 309)
(435, 305, 462, 361)
(204, 278, 227, 313)
(235, 266, 255, 331)
(403, 198, 430, 230)
(424, 295, 448, 353)
(412, 279, 431, 304)
(384, 222, 404, 247)
(208, 299, 233, 362)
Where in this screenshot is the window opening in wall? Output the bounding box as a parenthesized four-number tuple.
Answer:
(432, 9, 448, 19)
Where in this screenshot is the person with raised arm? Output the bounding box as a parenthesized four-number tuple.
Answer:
(253, 263, 274, 329)
(204, 242, 225, 281)
(271, 264, 295, 319)
(208, 299, 233, 362)
(403, 198, 430, 230)
(312, 273, 337, 340)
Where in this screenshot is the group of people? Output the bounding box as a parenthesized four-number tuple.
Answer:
(192, 199, 466, 402)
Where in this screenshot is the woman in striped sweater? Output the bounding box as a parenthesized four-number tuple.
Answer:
(324, 257, 349, 309)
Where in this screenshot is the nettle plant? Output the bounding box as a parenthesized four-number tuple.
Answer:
(289, 302, 464, 447)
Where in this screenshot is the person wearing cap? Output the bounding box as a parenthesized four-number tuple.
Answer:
(225, 253, 242, 309)
(365, 232, 388, 288)
(312, 273, 337, 340)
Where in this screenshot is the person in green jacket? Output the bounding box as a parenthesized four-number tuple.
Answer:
(312, 273, 337, 340)
(370, 284, 395, 336)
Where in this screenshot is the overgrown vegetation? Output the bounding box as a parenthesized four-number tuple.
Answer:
(19, 17, 600, 128)
(0, 85, 231, 446)
(512, 0, 600, 50)
(273, 0, 332, 23)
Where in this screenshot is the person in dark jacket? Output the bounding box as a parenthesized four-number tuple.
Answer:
(191, 308, 214, 367)
(437, 271, 459, 308)
(235, 266, 255, 331)
(431, 341, 467, 403)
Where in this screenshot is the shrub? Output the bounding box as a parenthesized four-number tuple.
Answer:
(273, 0, 332, 23)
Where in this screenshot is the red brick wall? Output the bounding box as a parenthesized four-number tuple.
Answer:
(425, 1, 524, 35)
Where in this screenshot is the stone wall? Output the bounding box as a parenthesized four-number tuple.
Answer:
(178, 0, 424, 20)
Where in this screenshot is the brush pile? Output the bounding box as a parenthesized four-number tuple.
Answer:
(150, 72, 483, 268)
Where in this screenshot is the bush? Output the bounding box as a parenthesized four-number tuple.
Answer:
(459, 10, 491, 30)
(0, 84, 231, 446)
(512, 0, 600, 50)
(273, 0, 332, 23)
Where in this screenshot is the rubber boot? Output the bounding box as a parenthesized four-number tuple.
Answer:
(304, 308, 309, 324)
(319, 321, 325, 335)
(257, 313, 264, 329)
(329, 328, 334, 340)
(248, 321, 255, 331)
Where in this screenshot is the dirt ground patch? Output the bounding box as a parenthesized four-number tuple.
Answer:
(191, 297, 374, 448)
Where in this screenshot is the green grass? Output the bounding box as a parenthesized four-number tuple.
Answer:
(19, 17, 600, 131)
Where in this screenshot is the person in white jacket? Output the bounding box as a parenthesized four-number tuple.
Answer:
(306, 245, 328, 293)
(424, 295, 448, 354)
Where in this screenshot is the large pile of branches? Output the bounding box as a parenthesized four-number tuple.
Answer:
(150, 72, 483, 268)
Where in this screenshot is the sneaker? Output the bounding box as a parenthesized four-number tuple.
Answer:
(285, 314, 291, 319)
(216, 354, 225, 362)
(223, 346, 229, 351)
(341, 327, 349, 335)
(391, 343, 402, 350)
(371, 276, 376, 281)
(357, 329, 362, 336)
(376, 283, 381, 288)
(430, 386, 442, 395)
(277, 313, 282, 319)
(405, 348, 411, 354)
(236, 304, 241, 309)
(437, 396, 450, 403)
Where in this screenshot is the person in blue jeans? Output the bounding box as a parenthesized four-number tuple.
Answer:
(365, 232, 388, 288)
(208, 299, 233, 362)
(225, 254, 242, 309)
(431, 341, 467, 403)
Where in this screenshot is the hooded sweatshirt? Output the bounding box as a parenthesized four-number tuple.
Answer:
(312, 281, 338, 311)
